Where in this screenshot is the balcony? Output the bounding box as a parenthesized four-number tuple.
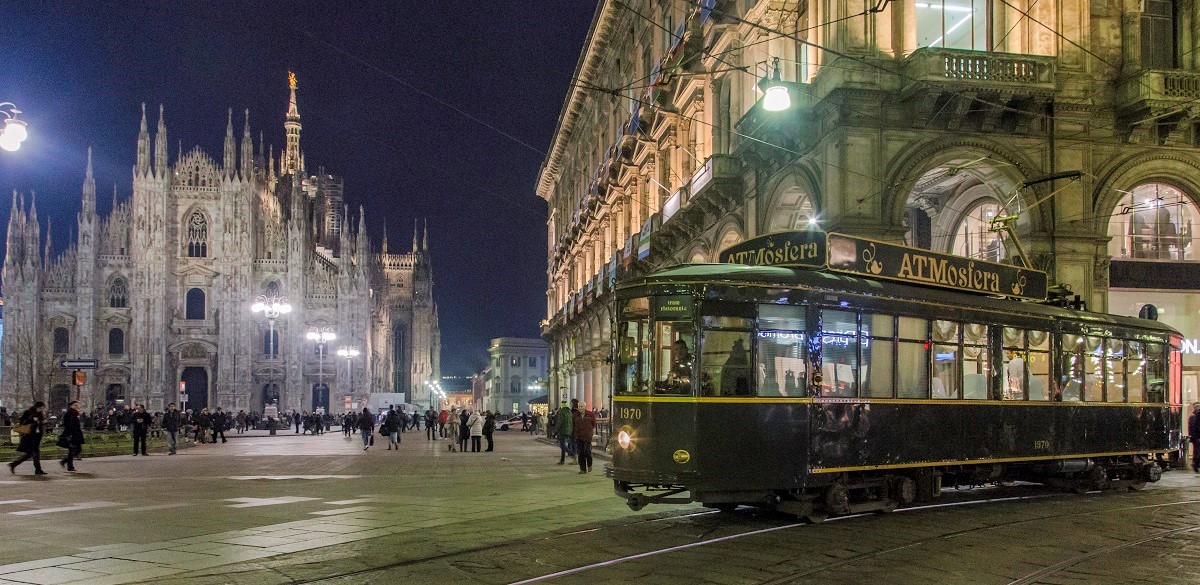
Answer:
(901, 48, 1056, 133)
(1118, 69, 1200, 113)
(654, 155, 742, 252)
(905, 48, 1055, 89)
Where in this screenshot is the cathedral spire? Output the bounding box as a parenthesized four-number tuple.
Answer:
(5, 191, 20, 269)
(412, 219, 418, 252)
(42, 215, 51, 266)
(112, 184, 118, 212)
(422, 218, 428, 252)
(241, 109, 253, 179)
(381, 220, 389, 255)
(356, 205, 367, 257)
(136, 103, 150, 175)
(26, 191, 39, 267)
(282, 71, 302, 174)
(268, 144, 276, 183)
(82, 147, 95, 215)
(223, 108, 236, 177)
(153, 104, 168, 177)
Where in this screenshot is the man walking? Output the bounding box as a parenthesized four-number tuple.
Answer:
(163, 403, 181, 455)
(235, 410, 247, 434)
(554, 400, 574, 465)
(131, 404, 152, 456)
(59, 401, 85, 472)
(293, 410, 301, 434)
(211, 408, 227, 443)
(572, 399, 594, 474)
(1190, 403, 1200, 472)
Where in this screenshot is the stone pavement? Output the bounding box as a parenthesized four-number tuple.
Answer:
(0, 426, 1198, 584)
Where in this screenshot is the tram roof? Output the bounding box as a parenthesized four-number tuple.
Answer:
(625, 263, 1180, 336)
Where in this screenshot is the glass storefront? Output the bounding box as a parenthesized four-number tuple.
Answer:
(1109, 290, 1198, 427)
(1107, 183, 1199, 261)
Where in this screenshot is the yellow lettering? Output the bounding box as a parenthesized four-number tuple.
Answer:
(898, 254, 914, 279)
(929, 258, 945, 284)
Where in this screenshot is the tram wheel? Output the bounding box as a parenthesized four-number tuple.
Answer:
(626, 495, 648, 511)
(1129, 480, 1147, 491)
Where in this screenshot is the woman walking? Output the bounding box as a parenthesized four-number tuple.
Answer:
(58, 401, 85, 471)
(9, 402, 46, 475)
(483, 411, 496, 452)
(467, 410, 483, 453)
(357, 407, 374, 450)
(457, 410, 470, 453)
(446, 408, 460, 452)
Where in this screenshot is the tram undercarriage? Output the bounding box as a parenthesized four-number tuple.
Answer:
(614, 455, 1168, 520)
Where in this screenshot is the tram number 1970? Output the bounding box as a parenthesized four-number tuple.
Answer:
(1033, 440, 1051, 450)
(619, 407, 643, 420)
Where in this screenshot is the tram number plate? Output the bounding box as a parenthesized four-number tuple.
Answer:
(619, 407, 643, 420)
(1033, 440, 1051, 450)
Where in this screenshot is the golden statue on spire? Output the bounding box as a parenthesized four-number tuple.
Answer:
(288, 71, 297, 90)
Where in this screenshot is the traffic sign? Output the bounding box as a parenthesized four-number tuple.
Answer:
(59, 359, 97, 369)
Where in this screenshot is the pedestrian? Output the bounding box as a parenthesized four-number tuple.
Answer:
(357, 407, 374, 450)
(483, 411, 495, 452)
(467, 410, 483, 452)
(447, 408, 460, 452)
(163, 402, 181, 455)
(520, 411, 529, 432)
(458, 410, 470, 453)
(426, 409, 438, 441)
(211, 408, 227, 443)
(57, 401, 85, 472)
(572, 399, 595, 474)
(131, 404, 152, 456)
(385, 406, 401, 450)
(9, 402, 46, 475)
(554, 401, 575, 465)
(293, 410, 301, 434)
(236, 410, 247, 433)
(1190, 403, 1200, 472)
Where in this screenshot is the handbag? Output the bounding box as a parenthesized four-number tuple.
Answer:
(56, 433, 71, 449)
(12, 424, 31, 435)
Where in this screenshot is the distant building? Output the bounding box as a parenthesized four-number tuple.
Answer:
(484, 338, 548, 413)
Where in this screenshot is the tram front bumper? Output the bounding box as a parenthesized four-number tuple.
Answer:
(607, 465, 696, 506)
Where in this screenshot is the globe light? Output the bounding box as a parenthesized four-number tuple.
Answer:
(3, 118, 27, 143)
(760, 57, 791, 112)
(0, 134, 19, 152)
(306, 331, 320, 341)
(322, 331, 337, 342)
(250, 302, 265, 313)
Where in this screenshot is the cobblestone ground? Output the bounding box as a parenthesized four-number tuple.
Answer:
(0, 427, 1195, 584)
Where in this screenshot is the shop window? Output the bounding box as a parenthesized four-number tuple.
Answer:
(916, 0, 987, 50)
(1107, 184, 1199, 260)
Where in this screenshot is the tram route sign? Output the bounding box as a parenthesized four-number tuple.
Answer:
(826, 233, 1048, 300)
(718, 230, 826, 268)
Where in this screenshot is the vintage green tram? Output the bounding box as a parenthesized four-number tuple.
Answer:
(608, 234, 1182, 518)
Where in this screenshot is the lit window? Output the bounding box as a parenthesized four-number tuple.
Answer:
(916, 0, 987, 50)
(1107, 183, 1199, 260)
(951, 201, 1008, 262)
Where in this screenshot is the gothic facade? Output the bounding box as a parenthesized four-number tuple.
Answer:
(1, 79, 440, 414)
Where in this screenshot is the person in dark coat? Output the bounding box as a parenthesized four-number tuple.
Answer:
(1189, 403, 1200, 472)
(483, 411, 496, 452)
(58, 401, 85, 471)
(211, 408, 228, 443)
(458, 410, 469, 453)
(9, 402, 46, 475)
(131, 405, 152, 456)
(162, 403, 181, 455)
(572, 399, 595, 474)
(357, 407, 375, 450)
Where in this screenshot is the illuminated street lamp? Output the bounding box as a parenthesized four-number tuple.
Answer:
(336, 346, 361, 406)
(759, 58, 791, 112)
(0, 103, 28, 152)
(307, 327, 336, 411)
(251, 294, 291, 407)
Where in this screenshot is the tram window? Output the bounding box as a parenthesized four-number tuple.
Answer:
(859, 313, 895, 397)
(1028, 348, 1051, 401)
(1002, 327, 1026, 400)
(898, 341, 930, 398)
(1146, 342, 1166, 403)
(760, 304, 805, 331)
(616, 318, 650, 396)
(1106, 341, 1126, 403)
(932, 320, 959, 399)
(653, 321, 696, 395)
(1084, 337, 1104, 401)
(704, 315, 754, 330)
(898, 316, 928, 340)
(821, 310, 858, 397)
(963, 324, 991, 400)
(1060, 335, 1085, 401)
(700, 330, 752, 396)
(757, 330, 807, 397)
(1127, 341, 1145, 402)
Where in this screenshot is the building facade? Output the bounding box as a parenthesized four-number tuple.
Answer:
(1, 77, 440, 414)
(484, 337, 548, 413)
(539, 0, 1200, 412)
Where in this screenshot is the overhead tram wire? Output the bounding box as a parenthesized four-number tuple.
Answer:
(295, 27, 547, 157)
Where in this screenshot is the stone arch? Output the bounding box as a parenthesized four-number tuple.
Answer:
(182, 206, 210, 258)
(687, 244, 710, 263)
(761, 166, 821, 232)
(107, 275, 128, 308)
(883, 138, 1042, 234)
(712, 219, 745, 260)
(1090, 152, 1200, 239)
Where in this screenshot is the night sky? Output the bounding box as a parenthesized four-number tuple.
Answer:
(0, 2, 593, 375)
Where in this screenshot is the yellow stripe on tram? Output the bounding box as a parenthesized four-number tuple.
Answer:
(613, 396, 814, 404)
(810, 450, 1173, 474)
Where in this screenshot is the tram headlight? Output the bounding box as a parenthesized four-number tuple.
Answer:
(617, 430, 632, 449)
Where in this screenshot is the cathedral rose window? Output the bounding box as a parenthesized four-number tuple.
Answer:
(109, 277, 128, 308)
(186, 212, 208, 257)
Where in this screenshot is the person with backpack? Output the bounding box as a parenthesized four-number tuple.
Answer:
(9, 402, 46, 475)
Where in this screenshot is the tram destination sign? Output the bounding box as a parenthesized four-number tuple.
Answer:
(717, 230, 826, 268)
(826, 233, 1048, 300)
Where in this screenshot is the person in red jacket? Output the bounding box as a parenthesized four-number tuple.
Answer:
(438, 409, 450, 438)
(571, 399, 595, 474)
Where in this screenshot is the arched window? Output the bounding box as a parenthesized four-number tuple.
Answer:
(263, 330, 280, 356)
(108, 328, 125, 355)
(53, 327, 70, 354)
(264, 280, 280, 296)
(185, 288, 205, 320)
(766, 187, 817, 232)
(186, 212, 208, 258)
(109, 277, 128, 308)
(950, 200, 1008, 262)
(1108, 183, 1200, 260)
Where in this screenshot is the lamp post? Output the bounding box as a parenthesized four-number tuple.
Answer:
(306, 327, 336, 412)
(0, 103, 29, 152)
(336, 346, 360, 411)
(251, 294, 291, 408)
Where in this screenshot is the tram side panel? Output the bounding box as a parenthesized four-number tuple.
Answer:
(808, 403, 1173, 473)
(694, 403, 810, 494)
(611, 401, 699, 486)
